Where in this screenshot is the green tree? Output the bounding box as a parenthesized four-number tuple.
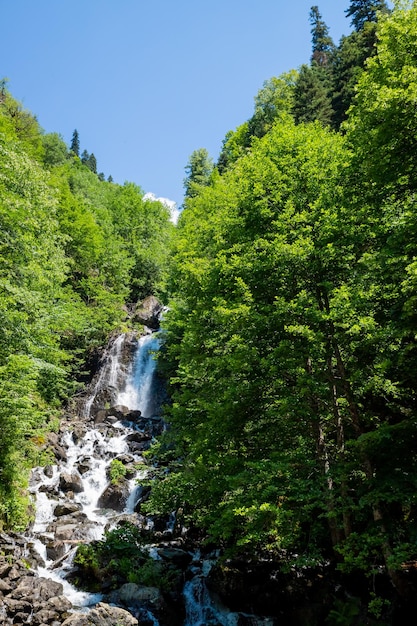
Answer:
(293, 63, 333, 125)
(42, 132, 68, 168)
(87, 152, 97, 174)
(183, 148, 214, 198)
(331, 24, 378, 129)
(346, 0, 390, 31)
(247, 71, 297, 138)
(70, 129, 80, 156)
(310, 5, 335, 67)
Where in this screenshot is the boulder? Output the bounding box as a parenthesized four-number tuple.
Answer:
(10, 575, 63, 602)
(61, 602, 138, 625)
(125, 432, 151, 444)
(59, 472, 84, 494)
(54, 524, 78, 541)
(121, 409, 143, 425)
(133, 296, 162, 329)
(97, 478, 130, 511)
(158, 547, 193, 569)
(46, 540, 65, 561)
(1, 597, 32, 615)
(108, 582, 164, 608)
(54, 502, 82, 517)
(127, 439, 151, 453)
(0, 578, 12, 593)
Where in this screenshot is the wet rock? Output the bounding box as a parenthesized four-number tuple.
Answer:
(126, 432, 151, 444)
(70, 423, 88, 443)
(10, 575, 63, 601)
(76, 456, 92, 474)
(134, 486, 151, 511)
(54, 444, 68, 462)
(121, 409, 143, 425)
(158, 547, 193, 569)
(54, 524, 78, 541)
(116, 453, 136, 465)
(97, 477, 130, 511)
(127, 439, 151, 453)
(105, 414, 119, 424)
(54, 502, 82, 517)
(61, 602, 138, 625)
(131, 416, 163, 437)
(59, 472, 84, 493)
(44, 465, 55, 478)
(108, 582, 165, 610)
(50, 519, 99, 543)
(46, 540, 66, 561)
(107, 404, 131, 419)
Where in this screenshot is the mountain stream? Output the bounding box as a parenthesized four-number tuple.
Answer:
(27, 329, 267, 625)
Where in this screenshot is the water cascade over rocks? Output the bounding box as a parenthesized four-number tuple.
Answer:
(0, 303, 282, 625)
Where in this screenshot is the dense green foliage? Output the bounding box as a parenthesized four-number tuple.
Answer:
(147, 1, 417, 610)
(0, 89, 173, 528)
(73, 524, 181, 593)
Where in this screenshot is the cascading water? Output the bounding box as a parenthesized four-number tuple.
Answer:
(28, 330, 162, 616)
(117, 333, 161, 416)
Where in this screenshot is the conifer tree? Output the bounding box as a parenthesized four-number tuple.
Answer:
(310, 5, 335, 67)
(81, 149, 89, 165)
(70, 129, 80, 156)
(87, 152, 97, 174)
(346, 0, 390, 31)
(293, 63, 333, 126)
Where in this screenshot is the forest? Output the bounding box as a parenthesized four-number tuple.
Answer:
(0, 85, 174, 526)
(1, 0, 417, 622)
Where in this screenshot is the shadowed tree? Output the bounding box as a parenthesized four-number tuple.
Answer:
(70, 129, 80, 156)
(346, 0, 390, 31)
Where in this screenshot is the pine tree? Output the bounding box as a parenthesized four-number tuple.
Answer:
(81, 149, 89, 165)
(87, 153, 97, 174)
(70, 129, 80, 156)
(310, 5, 335, 67)
(345, 0, 390, 31)
(293, 64, 333, 126)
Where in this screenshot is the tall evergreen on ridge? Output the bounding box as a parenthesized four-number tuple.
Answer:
(293, 6, 334, 125)
(346, 0, 390, 31)
(332, 0, 390, 128)
(310, 5, 335, 67)
(70, 129, 80, 156)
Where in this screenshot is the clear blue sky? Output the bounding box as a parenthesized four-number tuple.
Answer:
(2, 1, 353, 207)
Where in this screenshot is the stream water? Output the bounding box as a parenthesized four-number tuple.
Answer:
(28, 330, 269, 625)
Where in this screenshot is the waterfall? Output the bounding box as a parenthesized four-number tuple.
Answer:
(29, 329, 162, 614)
(117, 333, 161, 416)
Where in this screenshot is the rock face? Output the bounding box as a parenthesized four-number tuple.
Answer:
(133, 295, 162, 329)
